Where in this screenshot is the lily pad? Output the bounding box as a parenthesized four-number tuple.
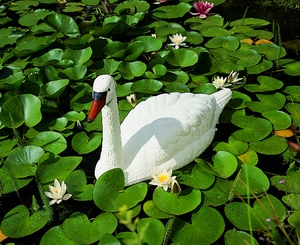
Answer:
(246, 59, 273, 74)
(283, 61, 300, 76)
(244, 76, 284, 92)
(250, 135, 288, 155)
(152, 2, 191, 19)
(71, 131, 101, 154)
(231, 115, 272, 142)
(40, 226, 81, 245)
(214, 136, 248, 156)
(93, 168, 148, 212)
(0, 94, 42, 128)
(153, 187, 201, 215)
(131, 79, 163, 94)
(137, 218, 165, 245)
(143, 200, 174, 219)
(118, 61, 147, 80)
(166, 49, 198, 67)
(66, 170, 94, 201)
(1, 205, 50, 238)
(205, 36, 239, 51)
(253, 43, 286, 60)
(171, 205, 225, 245)
(246, 92, 286, 113)
(262, 110, 292, 130)
(224, 230, 259, 245)
(62, 212, 117, 244)
(284, 85, 300, 102)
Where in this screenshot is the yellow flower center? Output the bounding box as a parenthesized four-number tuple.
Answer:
(158, 174, 169, 183)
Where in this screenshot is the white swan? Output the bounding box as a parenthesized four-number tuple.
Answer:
(87, 75, 232, 186)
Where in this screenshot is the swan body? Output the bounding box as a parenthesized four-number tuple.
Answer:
(87, 75, 232, 186)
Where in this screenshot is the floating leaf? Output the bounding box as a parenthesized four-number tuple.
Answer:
(166, 49, 198, 67)
(40, 226, 81, 245)
(152, 2, 191, 19)
(224, 230, 259, 245)
(234, 165, 270, 197)
(214, 136, 248, 156)
(200, 26, 231, 37)
(274, 129, 294, 137)
(232, 116, 272, 142)
(205, 36, 239, 51)
(60, 64, 87, 80)
(244, 76, 284, 92)
(0, 94, 42, 128)
(93, 168, 147, 212)
(63, 47, 92, 65)
(65, 170, 93, 201)
(131, 79, 163, 94)
(71, 131, 101, 154)
(250, 135, 288, 155)
(200, 151, 238, 178)
(283, 61, 300, 76)
(229, 18, 270, 27)
(171, 205, 225, 244)
(143, 201, 174, 219)
(271, 174, 300, 193)
(284, 85, 300, 102)
(246, 92, 286, 113)
(45, 13, 80, 37)
(253, 43, 286, 60)
(62, 212, 117, 244)
(137, 218, 165, 245)
(1, 205, 50, 238)
(262, 110, 292, 130)
(40, 79, 69, 98)
(135, 36, 162, 52)
(229, 49, 261, 67)
(118, 61, 147, 80)
(246, 59, 273, 74)
(153, 187, 201, 215)
(18, 9, 53, 26)
(237, 149, 258, 165)
(164, 82, 190, 93)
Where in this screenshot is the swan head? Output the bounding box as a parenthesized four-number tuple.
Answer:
(87, 75, 116, 122)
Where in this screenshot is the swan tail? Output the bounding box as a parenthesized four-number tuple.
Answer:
(213, 88, 232, 111)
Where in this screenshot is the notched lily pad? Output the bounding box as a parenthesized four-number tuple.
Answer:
(244, 76, 284, 92)
(71, 131, 101, 154)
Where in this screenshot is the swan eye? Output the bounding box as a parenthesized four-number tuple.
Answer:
(107, 88, 111, 92)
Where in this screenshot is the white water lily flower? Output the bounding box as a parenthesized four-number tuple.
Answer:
(44, 179, 72, 205)
(227, 70, 243, 84)
(126, 94, 137, 107)
(212, 76, 227, 89)
(168, 33, 187, 49)
(149, 169, 177, 191)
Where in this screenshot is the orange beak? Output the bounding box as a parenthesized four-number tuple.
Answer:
(87, 92, 106, 122)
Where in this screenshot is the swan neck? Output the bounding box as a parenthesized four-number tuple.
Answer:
(101, 97, 124, 168)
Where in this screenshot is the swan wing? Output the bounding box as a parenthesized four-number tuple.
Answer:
(121, 93, 217, 168)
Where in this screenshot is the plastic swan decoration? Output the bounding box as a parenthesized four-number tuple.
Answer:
(87, 75, 232, 186)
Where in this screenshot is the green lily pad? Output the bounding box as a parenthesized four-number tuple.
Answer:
(131, 79, 163, 94)
(288, 210, 300, 238)
(40, 226, 81, 245)
(284, 86, 300, 102)
(40, 79, 69, 98)
(282, 194, 300, 210)
(225, 230, 259, 245)
(0, 94, 42, 128)
(1, 205, 50, 238)
(200, 26, 231, 37)
(246, 59, 273, 74)
(118, 61, 147, 80)
(152, 2, 191, 19)
(164, 82, 190, 93)
(262, 110, 292, 130)
(285, 102, 300, 127)
(19, 9, 53, 27)
(0, 28, 23, 48)
(253, 43, 286, 60)
(271, 175, 300, 193)
(231, 115, 273, 142)
(246, 92, 286, 113)
(33, 49, 64, 66)
(27, 131, 66, 154)
(63, 47, 92, 65)
(71, 131, 101, 154)
(0, 138, 17, 157)
(137, 218, 165, 245)
(99, 233, 121, 245)
(91, 59, 121, 75)
(166, 49, 198, 67)
(250, 135, 287, 155)
(205, 36, 239, 51)
(229, 49, 261, 67)
(225, 195, 286, 231)
(36, 156, 82, 188)
(143, 200, 174, 219)
(45, 13, 80, 37)
(283, 61, 300, 76)
(234, 165, 270, 197)
(4, 145, 44, 178)
(178, 161, 215, 189)
(0, 65, 25, 90)
(153, 187, 201, 215)
(62, 212, 118, 244)
(200, 151, 238, 178)
(93, 168, 148, 212)
(229, 18, 270, 27)
(116, 83, 133, 97)
(214, 136, 248, 156)
(134, 36, 162, 52)
(66, 170, 94, 201)
(171, 205, 225, 245)
(244, 76, 284, 92)
(60, 64, 87, 80)
(237, 149, 258, 165)
(124, 41, 146, 61)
